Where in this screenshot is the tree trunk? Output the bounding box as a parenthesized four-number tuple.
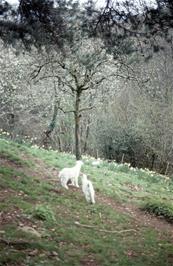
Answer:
(57, 135, 62, 152)
(42, 105, 57, 148)
(128, 147, 136, 167)
(75, 91, 82, 160)
(121, 153, 125, 163)
(165, 162, 169, 175)
(42, 94, 59, 149)
(83, 121, 90, 153)
(150, 153, 156, 170)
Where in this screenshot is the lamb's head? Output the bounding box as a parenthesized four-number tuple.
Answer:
(76, 160, 84, 167)
(82, 174, 88, 181)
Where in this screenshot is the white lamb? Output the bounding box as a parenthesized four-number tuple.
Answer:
(92, 158, 102, 167)
(59, 160, 83, 189)
(81, 174, 95, 204)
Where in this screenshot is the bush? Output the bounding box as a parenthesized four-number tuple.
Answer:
(141, 201, 173, 223)
(116, 163, 130, 173)
(105, 162, 130, 173)
(33, 205, 56, 222)
(107, 162, 118, 172)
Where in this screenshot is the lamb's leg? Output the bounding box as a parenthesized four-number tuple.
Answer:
(62, 183, 69, 189)
(91, 197, 95, 204)
(71, 177, 75, 186)
(74, 176, 79, 188)
(90, 191, 95, 204)
(61, 179, 69, 190)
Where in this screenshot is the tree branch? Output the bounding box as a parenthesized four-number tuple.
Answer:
(0, 238, 37, 248)
(74, 221, 137, 234)
(58, 106, 75, 114)
(79, 106, 95, 113)
(30, 61, 52, 80)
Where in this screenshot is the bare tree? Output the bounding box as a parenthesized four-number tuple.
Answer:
(31, 39, 118, 159)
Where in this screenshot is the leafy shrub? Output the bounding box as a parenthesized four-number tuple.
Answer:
(107, 162, 118, 172)
(33, 205, 56, 222)
(141, 201, 173, 223)
(116, 163, 130, 173)
(105, 162, 130, 173)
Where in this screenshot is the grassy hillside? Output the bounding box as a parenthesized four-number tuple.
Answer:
(0, 138, 173, 266)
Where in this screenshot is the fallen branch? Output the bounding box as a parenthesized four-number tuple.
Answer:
(0, 238, 35, 248)
(74, 221, 137, 234)
(46, 178, 58, 181)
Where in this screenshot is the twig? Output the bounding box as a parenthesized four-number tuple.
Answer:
(0, 238, 35, 246)
(74, 221, 137, 234)
(46, 178, 58, 181)
(79, 106, 95, 113)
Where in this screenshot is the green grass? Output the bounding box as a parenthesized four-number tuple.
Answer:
(0, 137, 173, 265)
(32, 205, 56, 222)
(141, 199, 173, 223)
(0, 138, 33, 167)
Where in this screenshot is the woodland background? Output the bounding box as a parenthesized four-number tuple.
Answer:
(1, 0, 173, 174)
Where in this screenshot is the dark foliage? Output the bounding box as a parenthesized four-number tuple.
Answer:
(0, 0, 67, 49)
(1, 0, 173, 53)
(142, 200, 173, 223)
(93, 0, 173, 55)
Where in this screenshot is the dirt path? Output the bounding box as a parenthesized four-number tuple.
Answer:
(96, 194, 173, 237)
(0, 155, 58, 180)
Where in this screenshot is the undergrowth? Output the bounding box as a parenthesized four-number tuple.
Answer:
(142, 200, 173, 223)
(32, 205, 56, 222)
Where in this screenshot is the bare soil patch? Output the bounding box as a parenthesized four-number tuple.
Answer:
(0, 157, 21, 170)
(80, 255, 99, 266)
(96, 194, 173, 237)
(0, 154, 58, 180)
(32, 158, 59, 180)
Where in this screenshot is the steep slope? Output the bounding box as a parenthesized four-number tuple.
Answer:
(0, 139, 173, 266)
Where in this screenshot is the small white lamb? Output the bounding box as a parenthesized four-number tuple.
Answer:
(59, 160, 83, 189)
(92, 158, 102, 166)
(81, 174, 95, 204)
